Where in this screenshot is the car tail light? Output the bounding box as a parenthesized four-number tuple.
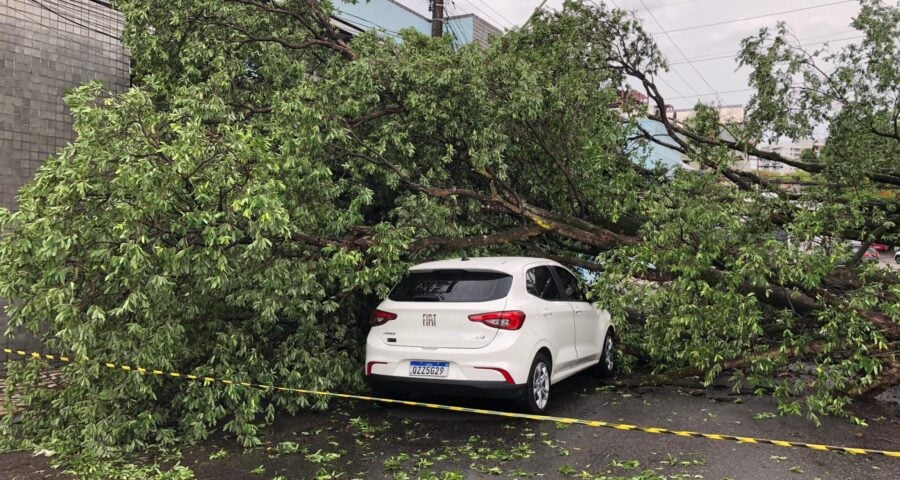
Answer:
(475, 366, 515, 384)
(366, 361, 387, 376)
(369, 309, 397, 326)
(468, 310, 526, 330)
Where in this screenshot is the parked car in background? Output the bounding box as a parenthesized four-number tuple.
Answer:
(862, 247, 880, 262)
(895, 250, 900, 264)
(365, 257, 615, 414)
(871, 243, 890, 252)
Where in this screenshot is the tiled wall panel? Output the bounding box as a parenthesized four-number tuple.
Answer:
(1, 0, 129, 359)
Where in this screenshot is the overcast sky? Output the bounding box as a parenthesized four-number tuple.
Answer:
(396, 0, 862, 110)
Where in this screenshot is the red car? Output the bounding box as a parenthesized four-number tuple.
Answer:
(871, 243, 889, 252)
(862, 247, 880, 262)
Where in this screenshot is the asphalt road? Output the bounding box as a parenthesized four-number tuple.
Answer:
(877, 249, 898, 270)
(9, 371, 896, 480)
(3, 258, 897, 479)
(183, 373, 900, 479)
(2, 254, 899, 478)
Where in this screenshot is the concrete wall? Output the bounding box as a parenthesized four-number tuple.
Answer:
(1, 0, 130, 363)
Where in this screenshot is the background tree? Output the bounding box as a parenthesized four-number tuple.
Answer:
(1, 0, 896, 457)
(799, 148, 819, 162)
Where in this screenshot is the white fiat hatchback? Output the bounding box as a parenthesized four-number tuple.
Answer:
(365, 257, 615, 413)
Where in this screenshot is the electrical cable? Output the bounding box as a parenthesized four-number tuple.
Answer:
(444, 1, 469, 46)
(333, 10, 401, 37)
(587, 1, 692, 103)
(666, 87, 755, 101)
(56, 0, 121, 24)
(456, 1, 509, 31)
(637, 0, 700, 12)
(669, 34, 863, 65)
(638, 0, 720, 103)
(26, 0, 120, 40)
(9, 0, 126, 63)
(463, 0, 515, 29)
(650, 0, 856, 35)
(654, 76, 688, 101)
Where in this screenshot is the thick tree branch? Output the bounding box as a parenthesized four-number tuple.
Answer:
(410, 226, 544, 253)
(344, 106, 406, 128)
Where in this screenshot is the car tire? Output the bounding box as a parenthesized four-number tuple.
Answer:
(593, 329, 615, 377)
(520, 352, 552, 414)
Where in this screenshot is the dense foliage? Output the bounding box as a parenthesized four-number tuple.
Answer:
(1, 0, 896, 457)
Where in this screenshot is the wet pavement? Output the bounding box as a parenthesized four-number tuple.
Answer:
(174, 372, 900, 479)
(8, 370, 899, 479)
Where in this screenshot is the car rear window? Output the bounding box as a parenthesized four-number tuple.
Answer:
(388, 270, 513, 302)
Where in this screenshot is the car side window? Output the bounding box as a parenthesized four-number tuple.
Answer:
(553, 266, 589, 302)
(526, 266, 562, 301)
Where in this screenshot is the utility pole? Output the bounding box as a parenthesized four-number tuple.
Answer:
(524, 0, 548, 27)
(430, 0, 444, 37)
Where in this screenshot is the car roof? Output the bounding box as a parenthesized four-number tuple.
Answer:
(408, 256, 562, 275)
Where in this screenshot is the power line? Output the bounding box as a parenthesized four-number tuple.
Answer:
(457, 0, 513, 30)
(8, 0, 127, 65)
(27, 0, 120, 40)
(469, 0, 516, 26)
(620, 0, 701, 13)
(586, 2, 692, 104)
(666, 87, 755, 101)
(669, 34, 863, 65)
(638, 0, 721, 103)
(56, 0, 122, 25)
(639, 0, 700, 11)
(594, 0, 702, 97)
(655, 76, 687, 101)
(446, 1, 479, 46)
(649, 0, 856, 35)
(444, 1, 468, 43)
(44, 0, 121, 38)
(333, 10, 401, 37)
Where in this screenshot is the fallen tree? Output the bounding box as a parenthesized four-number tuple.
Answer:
(0, 0, 897, 456)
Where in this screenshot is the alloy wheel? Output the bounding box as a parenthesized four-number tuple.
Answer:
(532, 361, 550, 409)
(604, 336, 614, 372)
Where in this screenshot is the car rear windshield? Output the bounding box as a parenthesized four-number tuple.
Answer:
(388, 270, 513, 302)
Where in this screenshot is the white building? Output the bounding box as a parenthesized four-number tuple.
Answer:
(673, 105, 745, 124)
(757, 139, 824, 161)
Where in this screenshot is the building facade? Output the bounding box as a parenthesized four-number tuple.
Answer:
(0, 0, 500, 363)
(674, 104, 745, 124)
(757, 139, 823, 161)
(1, 0, 129, 210)
(1, 0, 129, 362)
(335, 0, 501, 47)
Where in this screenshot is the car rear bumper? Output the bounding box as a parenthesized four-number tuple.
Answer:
(368, 374, 525, 399)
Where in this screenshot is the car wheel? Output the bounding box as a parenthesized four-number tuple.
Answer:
(520, 352, 552, 414)
(594, 330, 615, 377)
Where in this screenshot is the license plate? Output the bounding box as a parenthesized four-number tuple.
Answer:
(409, 361, 449, 377)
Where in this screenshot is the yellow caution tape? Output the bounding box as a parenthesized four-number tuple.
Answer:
(4, 347, 900, 458)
